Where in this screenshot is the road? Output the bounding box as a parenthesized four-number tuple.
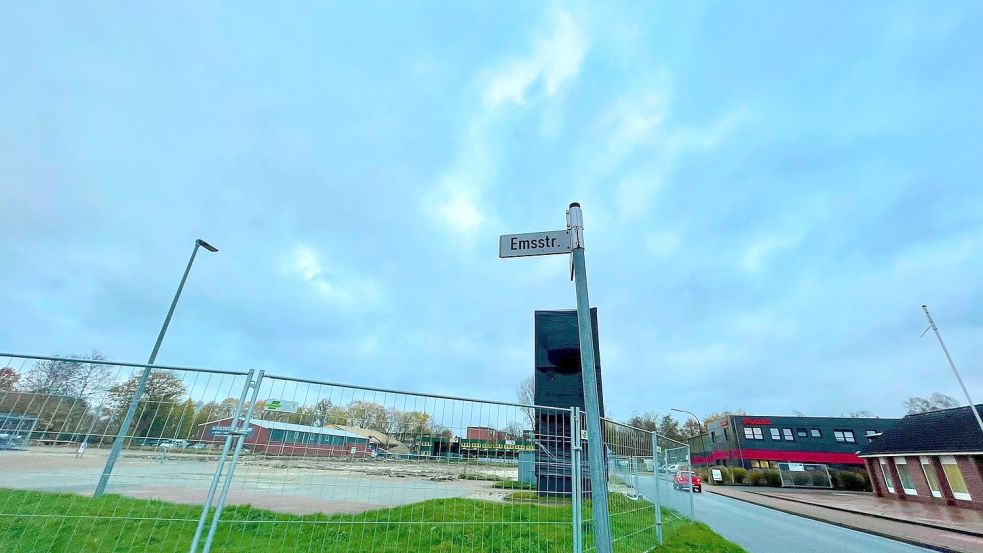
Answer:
(633, 474, 934, 553)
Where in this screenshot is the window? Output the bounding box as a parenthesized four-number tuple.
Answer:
(879, 458, 895, 493)
(865, 430, 878, 443)
(796, 428, 808, 438)
(810, 429, 822, 438)
(723, 428, 729, 441)
(270, 430, 286, 443)
(920, 456, 942, 498)
(941, 456, 972, 501)
(894, 458, 917, 495)
(833, 430, 855, 443)
(744, 427, 763, 440)
(782, 428, 794, 441)
(770, 428, 781, 440)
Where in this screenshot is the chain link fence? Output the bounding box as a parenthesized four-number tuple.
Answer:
(0, 353, 695, 552)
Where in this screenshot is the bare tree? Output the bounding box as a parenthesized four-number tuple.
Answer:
(904, 393, 960, 414)
(0, 367, 19, 392)
(517, 376, 535, 427)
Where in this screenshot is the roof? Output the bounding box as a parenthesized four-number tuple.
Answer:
(199, 418, 364, 439)
(328, 425, 405, 447)
(858, 404, 983, 456)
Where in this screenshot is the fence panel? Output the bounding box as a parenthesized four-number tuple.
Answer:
(201, 374, 578, 553)
(0, 353, 251, 553)
(651, 433, 695, 544)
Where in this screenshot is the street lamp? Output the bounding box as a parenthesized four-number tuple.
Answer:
(94, 238, 219, 497)
(671, 408, 712, 484)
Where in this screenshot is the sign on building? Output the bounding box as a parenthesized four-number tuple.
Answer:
(264, 400, 299, 413)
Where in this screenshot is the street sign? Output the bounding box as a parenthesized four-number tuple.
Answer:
(264, 399, 298, 413)
(209, 426, 254, 436)
(499, 230, 572, 258)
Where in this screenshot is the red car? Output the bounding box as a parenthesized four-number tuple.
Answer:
(673, 471, 702, 492)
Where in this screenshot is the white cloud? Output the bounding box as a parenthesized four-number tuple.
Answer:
(739, 234, 801, 272)
(483, 10, 590, 108)
(617, 173, 666, 218)
(645, 231, 681, 257)
(287, 246, 381, 308)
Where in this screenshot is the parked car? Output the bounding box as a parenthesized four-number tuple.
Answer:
(673, 471, 702, 492)
(189, 442, 208, 450)
(659, 463, 681, 474)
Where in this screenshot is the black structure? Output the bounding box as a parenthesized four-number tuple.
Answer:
(533, 309, 605, 496)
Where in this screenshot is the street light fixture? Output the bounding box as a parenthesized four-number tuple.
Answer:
(94, 238, 219, 497)
(671, 408, 712, 484)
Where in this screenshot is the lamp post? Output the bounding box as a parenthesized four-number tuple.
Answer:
(671, 408, 711, 484)
(94, 239, 218, 497)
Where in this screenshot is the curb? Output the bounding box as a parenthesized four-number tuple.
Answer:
(746, 490, 983, 539)
(705, 488, 962, 553)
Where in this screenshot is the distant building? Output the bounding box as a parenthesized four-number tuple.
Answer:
(0, 412, 38, 449)
(858, 404, 983, 510)
(198, 418, 370, 456)
(328, 424, 410, 455)
(688, 414, 901, 471)
(466, 426, 508, 441)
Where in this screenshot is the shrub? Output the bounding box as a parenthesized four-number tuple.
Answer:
(747, 469, 765, 486)
(791, 472, 811, 486)
(832, 470, 871, 492)
(719, 466, 733, 484)
(697, 467, 709, 482)
(810, 471, 831, 487)
(731, 467, 747, 485)
(764, 469, 782, 487)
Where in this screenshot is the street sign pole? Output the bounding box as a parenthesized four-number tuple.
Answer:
(499, 202, 612, 553)
(567, 202, 613, 553)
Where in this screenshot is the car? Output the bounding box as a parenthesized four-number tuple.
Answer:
(659, 463, 681, 474)
(189, 443, 208, 450)
(673, 471, 702, 492)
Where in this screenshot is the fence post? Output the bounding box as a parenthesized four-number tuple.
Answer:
(202, 370, 265, 553)
(687, 444, 694, 519)
(652, 432, 662, 545)
(571, 407, 583, 553)
(189, 369, 255, 553)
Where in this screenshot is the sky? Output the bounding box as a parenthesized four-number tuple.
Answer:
(1, 1, 982, 423)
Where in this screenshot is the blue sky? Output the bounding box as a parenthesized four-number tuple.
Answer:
(2, 2, 981, 421)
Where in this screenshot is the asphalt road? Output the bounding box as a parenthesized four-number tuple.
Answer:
(634, 474, 934, 553)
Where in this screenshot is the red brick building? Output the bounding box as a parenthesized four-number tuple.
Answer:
(858, 404, 983, 510)
(466, 426, 508, 441)
(198, 418, 371, 457)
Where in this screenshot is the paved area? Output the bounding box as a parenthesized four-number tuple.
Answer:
(635, 474, 940, 553)
(707, 485, 983, 553)
(745, 488, 983, 536)
(0, 446, 513, 515)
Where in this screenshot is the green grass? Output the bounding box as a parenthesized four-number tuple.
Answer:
(492, 479, 536, 490)
(0, 488, 745, 553)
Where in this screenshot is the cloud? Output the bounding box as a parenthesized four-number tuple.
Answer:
(287, 246, 382, 309)
(645, 231, 681, 257)
(482, 10, 590, 108)
(739, 234, 801, 272)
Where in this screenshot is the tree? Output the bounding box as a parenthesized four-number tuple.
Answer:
(904, 393, 960, 414)
(0, 367, 19, 391)
(345, 401, 389, 431)
(626, 411, 659, 432)
(311, 399, 348, 426)
(657, 414, 685, 443)
(517, 376, 535, 427)
(107, 371, 188, 441)
(504, 421, 525, 439)
(681, 418, 705, 438)
(847, 410, 875, 418)
(19, 351, 114, 399)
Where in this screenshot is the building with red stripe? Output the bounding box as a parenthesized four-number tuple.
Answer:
(688, 414, 901, 471)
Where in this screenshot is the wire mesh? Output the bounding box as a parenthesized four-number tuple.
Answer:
(651, 433, 695, 543)
(0, 353, 251, 553)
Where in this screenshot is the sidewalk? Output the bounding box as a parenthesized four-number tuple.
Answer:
(706, 486, 983, 553)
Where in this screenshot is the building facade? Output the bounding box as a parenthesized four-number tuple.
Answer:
(198, 418, 370, 456)
(859, 404, 983, 510)
(689, 414, 901, 471)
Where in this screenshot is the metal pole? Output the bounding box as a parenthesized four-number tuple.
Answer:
(189, 370, 255, 553)
(922, 305, 983, 435)
(202, 370, 264, 553)
(687, 444, 694, 519)
(95, 241, 206, 497)
(652, 432, 662, 545)
(567, 203, 613, 553)
(571, 407, 583, 553)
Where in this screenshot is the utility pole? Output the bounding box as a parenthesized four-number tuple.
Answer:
(921, 305, 983, 435)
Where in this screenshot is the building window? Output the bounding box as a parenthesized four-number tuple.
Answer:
(894, 458, 917, 495)
(770, 428, 781, 440)
(879, 458, 895, 493)
(919, 456, 942, 498)
(810, 429, 821, 438)
(796, 428, 808, 438)
(833, 430, 855, 443)
(744, 427, 763, 440)
(940, 456, 972, 501)
(270, 430, 286, 443)
(782, 428, 794, 441)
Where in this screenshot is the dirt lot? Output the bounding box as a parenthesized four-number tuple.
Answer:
(0, 446, 520, 515)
